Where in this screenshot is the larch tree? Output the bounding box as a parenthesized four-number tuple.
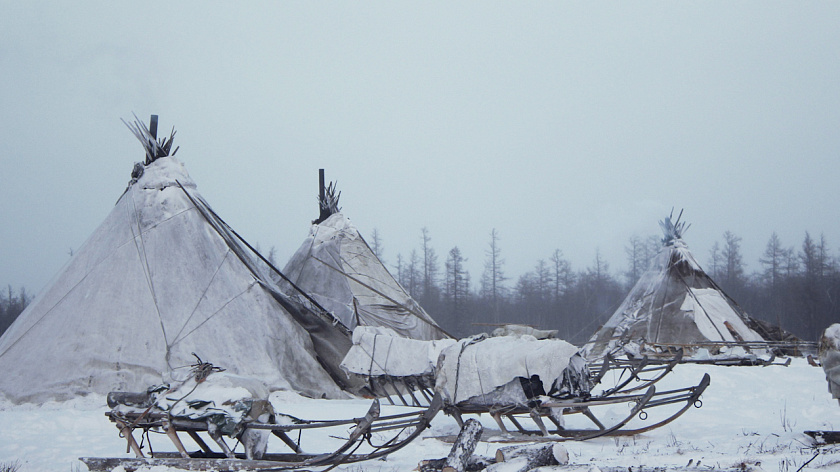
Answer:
(759, 232, 784, 290)
(481, 228, 507, 322)
(549, 249, 573, 303)
(420, 227, 440, 307)
(369, 228, 384, 262)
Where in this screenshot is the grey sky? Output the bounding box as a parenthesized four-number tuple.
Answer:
(2, 2, 840, 295)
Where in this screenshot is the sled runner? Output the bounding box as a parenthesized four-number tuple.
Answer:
(81, 392, 443, 472)
(440, 373, 710, 442)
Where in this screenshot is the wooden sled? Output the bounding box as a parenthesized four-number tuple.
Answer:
(81, 393, 443, 471)
(588, 349, 684, 396)
(440, 373, 710, 443)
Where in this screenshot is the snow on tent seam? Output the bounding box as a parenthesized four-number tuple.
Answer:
(280, 211, 449, 341)
(0, 153, 349, 404)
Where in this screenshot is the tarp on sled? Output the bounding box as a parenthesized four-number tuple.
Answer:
(435, 335, 587, 405)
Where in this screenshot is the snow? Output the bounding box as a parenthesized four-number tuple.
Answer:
(2, 358, 840, 471)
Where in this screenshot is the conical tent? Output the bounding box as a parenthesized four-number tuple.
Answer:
(583, 213, 769, 360)
(0, 123, 348, 404)
(280, 176, 449, 341)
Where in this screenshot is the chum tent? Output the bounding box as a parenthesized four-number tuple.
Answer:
(0, 117, 353, 404)
(582, 211, 780, 361)
(278, 171, 450, 341)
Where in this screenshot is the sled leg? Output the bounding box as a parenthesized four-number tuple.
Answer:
(162, 419, 190, 459)
(272, 430, 303, 453)
(445, 406, 466, 428)
(491, 412, 510, 435)
(506, 414, 527, 433)
(529, 410, 550, 436)
(580, 407, 606, 430)
(208, 424, 235, 458)
(547, 415, 565, 433)
(114, 419, 145, 458)
(187, 431, 213, 454)
(377, 378, 397, 406)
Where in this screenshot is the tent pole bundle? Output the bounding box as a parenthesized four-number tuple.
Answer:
(122, 113, 179, 165)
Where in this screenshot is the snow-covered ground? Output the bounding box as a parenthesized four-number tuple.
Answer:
(1, 358, 839, 471)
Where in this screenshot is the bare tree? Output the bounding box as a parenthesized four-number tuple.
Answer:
(370, 228, 384, 262)
(624, 235, 646, 288)
(708, 241, 723, 280)
(759, 232, 784, 290)
(549, 249, 573, 303)
(481, 228, 507, 322)
(407, 249, 421, 297)
(722, 231, 745, 289)
(444, 246, 470, 309)
(267, 246, 278, 268)
(421, 227, 439, 301)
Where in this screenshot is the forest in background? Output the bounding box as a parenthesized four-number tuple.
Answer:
(2, 228, 837, 345)
(376, 228, 838, 344)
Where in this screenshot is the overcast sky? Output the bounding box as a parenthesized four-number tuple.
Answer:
(2, 1, 840, 295)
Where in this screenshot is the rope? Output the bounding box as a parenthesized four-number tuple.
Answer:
(312, 255, 454, 339)
(170, 283, 256, 345)
(129, 190, 169, 351)
(169, 249, 233, 346)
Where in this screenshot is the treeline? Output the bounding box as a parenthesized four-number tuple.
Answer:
(376, 228, 840, 344)
(0, 286, 31, 337)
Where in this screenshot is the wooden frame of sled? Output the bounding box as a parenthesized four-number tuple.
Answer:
(359, 373, 438, 408)
(588, 348, 683, 396)
(442, 373, 710, 442)
(81, 394, 443, 472)
(361, 349, 685, 412)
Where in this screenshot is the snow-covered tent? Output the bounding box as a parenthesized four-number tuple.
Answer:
(582, 212, 775, 361)
(279, 173, 449, 341)
(0, 118, 351, 404)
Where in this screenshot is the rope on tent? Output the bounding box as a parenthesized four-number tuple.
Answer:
(355, 230, 452, 339)
(311, 255, 455, 339)
(128, 188, 170, 354)
(169, 283, 256, 346)
(169, 249, 233, 347)
(176, 180, 349, 335)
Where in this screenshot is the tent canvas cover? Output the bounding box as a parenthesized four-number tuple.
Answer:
(583, 213, 774, 360)
(0, 138, 350, 403)
(281, 209, 448, 341)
